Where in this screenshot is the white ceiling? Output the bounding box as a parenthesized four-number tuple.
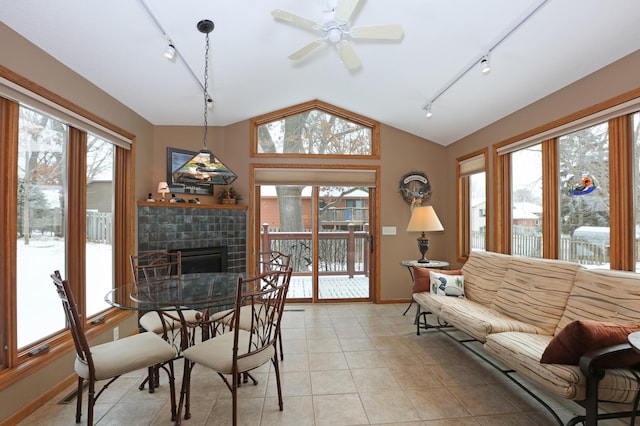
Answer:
(1, 0, 639, 146)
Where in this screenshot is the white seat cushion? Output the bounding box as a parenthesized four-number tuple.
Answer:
(209, 305, 276, 331)
(74, 332, 176, 380)
(139, 309, 201, 334)
(183, 330, 275, 374)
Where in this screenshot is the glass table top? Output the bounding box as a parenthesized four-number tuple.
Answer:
(105, 272, 242, 312)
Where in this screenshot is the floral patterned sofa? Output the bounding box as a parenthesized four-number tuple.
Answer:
(412, 250, 640, 426)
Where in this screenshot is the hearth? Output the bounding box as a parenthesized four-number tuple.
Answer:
(170, 246, 228, 274)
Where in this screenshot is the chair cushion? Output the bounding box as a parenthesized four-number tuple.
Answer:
(209, 305, 276, 331)
(460, 251, 513, 305)
(555, 268, 640, 334)
(540, 320, 640, 367)
(74, 332, 176, 380)
(485, 331, 640, 403)
(183, 330, 275, 374)
(139, 309, 201, 334)
(490, 257, 580, 335)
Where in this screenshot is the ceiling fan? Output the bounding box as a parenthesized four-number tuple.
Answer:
(271, 0, 404, 71)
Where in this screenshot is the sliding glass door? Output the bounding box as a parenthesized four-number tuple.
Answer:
(258, 184, 372, 302)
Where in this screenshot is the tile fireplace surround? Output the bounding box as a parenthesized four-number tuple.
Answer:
(137, 201, 247, 272)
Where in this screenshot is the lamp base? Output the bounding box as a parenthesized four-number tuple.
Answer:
(416, 234, 431, 263)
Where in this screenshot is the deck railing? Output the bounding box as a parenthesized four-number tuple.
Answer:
(261, 224, 370, 278)
(471, 231, 611, 265)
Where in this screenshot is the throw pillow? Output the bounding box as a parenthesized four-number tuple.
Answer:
(411, 267, 462, 293)
(411, 266, 431, 293)
(429, 271, 464, 297)
(540, 320, 640, 368)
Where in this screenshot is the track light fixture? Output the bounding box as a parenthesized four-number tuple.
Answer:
(164, 40, 176, 61)
(423, 104, 433, 118)
(420, 0, 549, 120)
(480, 55, 491, 74)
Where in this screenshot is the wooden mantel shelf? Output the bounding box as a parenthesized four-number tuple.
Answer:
(137, 201, 247, 210)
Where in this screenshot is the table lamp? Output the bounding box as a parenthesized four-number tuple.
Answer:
(157, 181, 170, 201)
(406, 205, 444, 263)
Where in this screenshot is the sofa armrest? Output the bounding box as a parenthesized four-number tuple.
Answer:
(579, 342, 638, 377)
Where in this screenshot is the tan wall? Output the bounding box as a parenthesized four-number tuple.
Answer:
(0, 23, 149, 423)
(147, 121, 444, 302)
(2, 19, 640, 424)
(443, 48, 640, 263)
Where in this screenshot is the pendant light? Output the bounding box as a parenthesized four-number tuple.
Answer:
(173, 19, 237, 186)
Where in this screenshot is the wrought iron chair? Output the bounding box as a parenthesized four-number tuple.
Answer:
(130, 251, 202, 339)
(129, 251, 200, 390)
(51, 270, 177, 425)
(209, 251, 292, 359)
(178, 268, 291, 424)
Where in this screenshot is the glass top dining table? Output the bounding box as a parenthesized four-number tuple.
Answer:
(104, 271, 242, 313)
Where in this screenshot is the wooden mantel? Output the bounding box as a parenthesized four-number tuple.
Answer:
(137, 201, 247, 210)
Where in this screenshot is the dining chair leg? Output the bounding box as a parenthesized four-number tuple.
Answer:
(87, 380, 96, 426)
(175, 359, 193, 424)
(273, 356, 284, 411)
(164, 360, 177, 421)
(279, 334, 284, 361)
(232, 369, 239, 426)
(147, 366, 156, 393)
(75, 377, 83, 423)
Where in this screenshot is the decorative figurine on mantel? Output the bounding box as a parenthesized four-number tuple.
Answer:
(146, 193, 155, 202)
(218, 186, 242, 205)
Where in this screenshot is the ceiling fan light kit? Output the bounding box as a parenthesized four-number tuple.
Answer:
(272, 0, 404, 71)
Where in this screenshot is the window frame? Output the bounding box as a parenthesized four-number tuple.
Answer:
(456, 149, 488, 262)
(490, 91, 640, 270)
(250, 99, 380, 159)
(0, 67, 134, 381)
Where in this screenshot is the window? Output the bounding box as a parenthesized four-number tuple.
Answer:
(17, 106, 68, 348)
(511, 145, 542, 258)
(633, 112, 640, 270)
(252, 100, 379, 158)
(0, 72, 132, 373)
(86, 135, 114, 317)
(470, 172, 487, 251)
(456, 150, 487, 260)
(559, 123, 610, 267)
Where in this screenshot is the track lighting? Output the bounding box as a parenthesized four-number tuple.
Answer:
(424, 104, 433, 118)
(164, 41, 176, 61)
(480, 55, 491, 74)
(420, 0, 549, 119)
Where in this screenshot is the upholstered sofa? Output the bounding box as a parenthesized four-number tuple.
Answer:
(412, 250, 640, 426)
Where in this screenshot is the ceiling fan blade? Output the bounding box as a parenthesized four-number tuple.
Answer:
(350, 24, 404, 40)
(337, 40, 361, 70)
(288, 40, 323, 60)
(271, 9, 319, 31)
(334, 0, 360, 25)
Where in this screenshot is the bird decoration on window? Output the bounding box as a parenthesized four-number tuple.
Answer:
(569, 176, 596, 196)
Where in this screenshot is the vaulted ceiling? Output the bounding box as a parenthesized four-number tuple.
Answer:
(2, 0, 639, 145)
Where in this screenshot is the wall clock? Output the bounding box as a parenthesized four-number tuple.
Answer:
(399, 171, 432, 205)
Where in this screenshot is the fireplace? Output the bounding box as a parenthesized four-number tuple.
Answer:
(137, 203, 246, 273)
(170, 246, 228, 274)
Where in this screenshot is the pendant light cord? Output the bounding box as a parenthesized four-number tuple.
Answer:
(202, 31, 210, 150)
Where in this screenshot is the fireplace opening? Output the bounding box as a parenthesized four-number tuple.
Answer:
(170, 246, 228, 274)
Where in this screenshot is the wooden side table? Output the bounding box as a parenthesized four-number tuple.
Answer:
(400, 260, 449, 317)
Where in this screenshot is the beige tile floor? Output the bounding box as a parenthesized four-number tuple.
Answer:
(18, 303, 632, 425)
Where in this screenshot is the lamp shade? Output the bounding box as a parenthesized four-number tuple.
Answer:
(157, 181, 170, 194)
(406, 206, 444, 232)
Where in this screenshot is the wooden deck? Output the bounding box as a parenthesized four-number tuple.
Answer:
(287, 275, 370, 299)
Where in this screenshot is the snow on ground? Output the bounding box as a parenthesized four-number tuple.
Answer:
(16, 236, 112, 348)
